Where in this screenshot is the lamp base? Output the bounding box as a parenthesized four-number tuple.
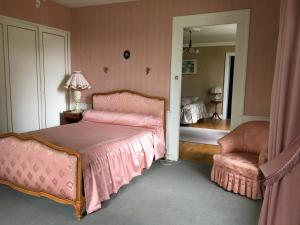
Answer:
(73, 90, 81, 112)
(72, 109, 82, 113)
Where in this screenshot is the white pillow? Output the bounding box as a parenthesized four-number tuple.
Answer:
(191, 96, 200, 102)
(181, 96, 200, 106)
(181, 97, 193, 106)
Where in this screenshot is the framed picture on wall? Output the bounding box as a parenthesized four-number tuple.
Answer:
(182, 59, 197, 75)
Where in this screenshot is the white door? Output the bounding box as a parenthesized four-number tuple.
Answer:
(40, 29, 68, 128)
(7, 25, 40, 132)
(0, 22, 8, 133)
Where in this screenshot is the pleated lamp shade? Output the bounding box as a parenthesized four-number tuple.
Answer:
(210, 86, 222, 94)
(65, 71, 91, 90)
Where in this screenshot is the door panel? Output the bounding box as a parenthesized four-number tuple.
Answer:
(7, 25, 40, 132)
(41, 32, 67, 128)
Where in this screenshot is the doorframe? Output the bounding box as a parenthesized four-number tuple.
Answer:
(166, 9, 250, 161)
(222, 52, 235, 120)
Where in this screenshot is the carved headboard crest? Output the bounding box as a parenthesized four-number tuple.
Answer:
(92, 90, 165, 120)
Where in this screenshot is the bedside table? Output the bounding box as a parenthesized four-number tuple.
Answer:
(61, 111, 83, 125)
(210, 100, 222, 120)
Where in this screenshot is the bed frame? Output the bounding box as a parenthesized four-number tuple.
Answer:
(0, 132, 84, 220)
(0, 90, 165, 220)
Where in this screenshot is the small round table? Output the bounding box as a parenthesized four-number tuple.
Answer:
(210, 100, 222, 120)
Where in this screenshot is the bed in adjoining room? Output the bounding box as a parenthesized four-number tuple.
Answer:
(0, 90, 166, 220)
(180, 97, 207, 124)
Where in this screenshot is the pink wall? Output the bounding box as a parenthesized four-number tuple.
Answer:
(0, 0, 71, 30)
(71, 0, 280, 116)
(0, 0, 280, 116)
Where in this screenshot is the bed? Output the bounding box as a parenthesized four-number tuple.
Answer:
(0, 90, 166, 220)
(180, 97, 207, 124)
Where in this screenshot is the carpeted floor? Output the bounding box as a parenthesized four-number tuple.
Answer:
(0, 161, 261, 225)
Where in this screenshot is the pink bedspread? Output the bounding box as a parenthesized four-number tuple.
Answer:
(26, 120, 165, 213)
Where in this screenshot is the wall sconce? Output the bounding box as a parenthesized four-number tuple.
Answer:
(103, 67, 109, 74)
(35, 0, 46, 8)
(146, 67, 151, 75)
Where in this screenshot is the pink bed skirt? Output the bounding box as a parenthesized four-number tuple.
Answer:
(83, 131, 160, 214)
(211, 164, 264, 200)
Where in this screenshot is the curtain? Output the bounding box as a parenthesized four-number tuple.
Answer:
(258, 0, 300, 224)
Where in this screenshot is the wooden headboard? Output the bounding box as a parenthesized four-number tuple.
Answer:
(92, 90, 166, 121)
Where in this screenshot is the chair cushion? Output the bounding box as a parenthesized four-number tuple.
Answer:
(213, 152, 262, 179)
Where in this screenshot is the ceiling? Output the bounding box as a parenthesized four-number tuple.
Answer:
(51, 0, 140, 8)
(183, 24, 237, 45)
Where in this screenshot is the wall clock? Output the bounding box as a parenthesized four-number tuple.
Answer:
(123, 50, 130, 59)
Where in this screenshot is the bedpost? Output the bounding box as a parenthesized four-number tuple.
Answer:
(75, 201, 84, 221)
(74, 153, 85, 220)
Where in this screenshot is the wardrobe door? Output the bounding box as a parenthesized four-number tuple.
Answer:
(0, 23, 8, 133)
(40, 30, 69, 128)
(7, 25, 40, 132)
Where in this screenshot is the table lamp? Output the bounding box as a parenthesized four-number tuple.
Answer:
(210, 86, 222, 101)
(65, 71, 91, 112)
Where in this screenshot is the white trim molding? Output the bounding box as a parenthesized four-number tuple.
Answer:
(183, 41, 236, 48)
(167, 9, 252, 161)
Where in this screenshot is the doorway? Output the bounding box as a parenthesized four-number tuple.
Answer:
(166, 10, 250, 161)
(179, 24, 236, 163)
(223, 52, 235, 120)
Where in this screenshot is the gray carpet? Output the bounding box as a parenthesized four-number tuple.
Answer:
(0, 160, 261, 225)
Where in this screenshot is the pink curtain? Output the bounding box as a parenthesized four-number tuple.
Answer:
(258, 0, 300, 224)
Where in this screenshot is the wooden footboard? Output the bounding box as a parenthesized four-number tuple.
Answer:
(0, 133, 85, 220)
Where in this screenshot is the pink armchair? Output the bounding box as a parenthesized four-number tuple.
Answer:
(211, 121, 269, 199)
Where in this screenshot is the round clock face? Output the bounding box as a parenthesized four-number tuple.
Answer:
(123, 50, 130, 59)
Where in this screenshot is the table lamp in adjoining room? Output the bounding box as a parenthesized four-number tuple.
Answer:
(65, 71, 91, 112)
(210, 86, 223, 101)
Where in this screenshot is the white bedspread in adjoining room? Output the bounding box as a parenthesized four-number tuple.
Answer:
(180, 96, 207, 124)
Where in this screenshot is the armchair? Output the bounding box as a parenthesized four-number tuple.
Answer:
(211, 121, 269, 199)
